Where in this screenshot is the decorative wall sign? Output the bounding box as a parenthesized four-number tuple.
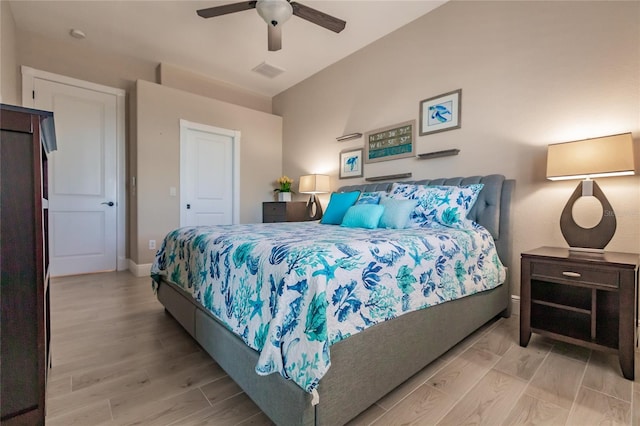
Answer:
(364, 120, 415, 163)
(339, 148, 363, 179)
(419, 89, 461, 136)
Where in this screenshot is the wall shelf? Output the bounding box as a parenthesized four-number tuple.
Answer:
(417, 149, 460, 159)
(365, 173, 412, 182)
(336, 133, 362, 142)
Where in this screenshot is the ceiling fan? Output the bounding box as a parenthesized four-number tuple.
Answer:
(197, 0, 346, 51)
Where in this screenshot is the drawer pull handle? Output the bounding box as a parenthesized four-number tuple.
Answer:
(562, 271, 582, 278)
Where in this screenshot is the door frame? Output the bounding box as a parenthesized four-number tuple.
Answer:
(179, 119, 240, 227)
(21, 66, 127, 271)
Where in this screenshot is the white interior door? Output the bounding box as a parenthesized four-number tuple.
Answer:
(28, 75, 119, 276)
(180, 121, 240, 227)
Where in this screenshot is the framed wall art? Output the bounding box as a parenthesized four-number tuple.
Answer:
(364, 120, 415, 163)
(419, 89, 461, 136)
(339, 148, 363, 179)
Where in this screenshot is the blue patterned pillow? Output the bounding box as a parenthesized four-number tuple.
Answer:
(378, 197, 416, 229)
(341, 204, 385, 229)
(320, 191, 361, 225)
(355, 191, 386, 205)
(389, 183, 484, 229)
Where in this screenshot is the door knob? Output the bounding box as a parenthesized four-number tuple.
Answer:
(101, 201, 115, 207)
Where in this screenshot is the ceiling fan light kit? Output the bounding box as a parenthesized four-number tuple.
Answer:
(197, 0, 346, 52)
(256, 0, 292, 27)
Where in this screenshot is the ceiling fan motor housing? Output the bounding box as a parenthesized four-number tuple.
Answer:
(256, 0, 293, 27)
(196, 0, 346, 52)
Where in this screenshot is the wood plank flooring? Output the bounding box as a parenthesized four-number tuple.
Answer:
(46, 271, 639, 425)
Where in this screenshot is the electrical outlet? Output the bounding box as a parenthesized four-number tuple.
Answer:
(149, 240, 156, 250)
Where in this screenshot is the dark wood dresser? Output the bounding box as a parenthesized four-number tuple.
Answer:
(1, 104, 57, 425)
(262, 201, 310, 223)
(520, 246, 639, 380)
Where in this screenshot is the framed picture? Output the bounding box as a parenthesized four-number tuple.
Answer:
(364, 120, 416, 164)
(419, 89, 462, 136)
(339, 148, 363, 179)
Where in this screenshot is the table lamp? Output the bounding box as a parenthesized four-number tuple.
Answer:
(299, 174, 330, 220)
(546, 132, 635, 252)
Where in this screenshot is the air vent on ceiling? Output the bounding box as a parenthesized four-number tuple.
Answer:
(252, 61, 286, 79)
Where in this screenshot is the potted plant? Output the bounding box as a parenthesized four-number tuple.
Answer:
(274, 176, 293, 202)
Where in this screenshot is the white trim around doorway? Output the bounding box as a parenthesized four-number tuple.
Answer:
(21, 66, 128, 272)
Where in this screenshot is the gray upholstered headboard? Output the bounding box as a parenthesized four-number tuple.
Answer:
(337, 174, 515, 271)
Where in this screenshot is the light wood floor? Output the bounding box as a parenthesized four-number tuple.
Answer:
(46, 271, 640, 425)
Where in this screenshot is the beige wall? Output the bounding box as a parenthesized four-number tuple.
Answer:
(1, 0, 19, 104)
(7, 23, 282, 266)
(15, 29, 158, 263)
(16, 30, 157, 94)
(158, 63, 272, 114)
(274, 1, 640, 295)
(135, 80, 282, 264)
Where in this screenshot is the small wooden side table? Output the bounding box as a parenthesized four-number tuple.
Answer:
(520, 246, 639, 379)
(262, 202, 310, 223)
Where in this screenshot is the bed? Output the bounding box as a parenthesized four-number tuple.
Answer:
(151, 174, 514, 425)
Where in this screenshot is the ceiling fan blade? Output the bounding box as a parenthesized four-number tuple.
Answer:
(197, 1, 257, 18)
(268, 24, 282, 51)
(290, 2, 346, 33)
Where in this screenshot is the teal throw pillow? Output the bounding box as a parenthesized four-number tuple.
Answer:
(378, 197, 416, 229)
(320, 191, 361, 225)
(341, 204, 385, 229)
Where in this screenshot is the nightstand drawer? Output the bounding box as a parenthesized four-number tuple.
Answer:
(531, 261, 619, 289)
(263, 215, 281, 223)
(262, 202, 308, 223)
(263, 202, 286, 216)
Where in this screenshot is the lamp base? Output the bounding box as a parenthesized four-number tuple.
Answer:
(567, 246, 605, 255)
(306, 195, 323, 221)
(560, 180, 616, 250)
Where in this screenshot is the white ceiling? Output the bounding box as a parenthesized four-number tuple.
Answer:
(8, 0, 445, 97)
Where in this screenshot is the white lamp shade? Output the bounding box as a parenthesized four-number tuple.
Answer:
(546, 133, 636, 181)
(256, 0, 293, 27)
(299, 174, 330, 194)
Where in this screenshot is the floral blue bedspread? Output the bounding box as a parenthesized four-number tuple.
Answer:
(150, 222, 505, 393)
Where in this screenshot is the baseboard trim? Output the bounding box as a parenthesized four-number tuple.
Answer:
(128, 260, 152, 277)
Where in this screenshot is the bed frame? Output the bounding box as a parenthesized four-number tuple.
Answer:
(155, 174, 515, 425)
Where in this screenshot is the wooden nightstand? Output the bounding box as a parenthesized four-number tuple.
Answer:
(520, 246, 639, 379)
(262, 202, 310, 223)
